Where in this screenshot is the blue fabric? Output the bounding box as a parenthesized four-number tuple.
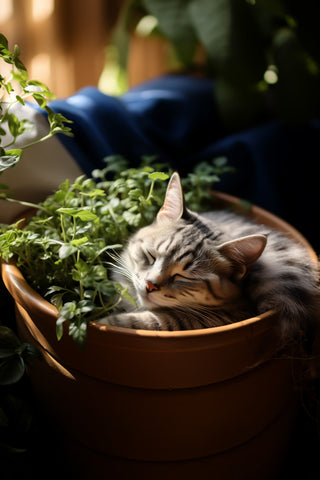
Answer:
(48, 74, 320, 252)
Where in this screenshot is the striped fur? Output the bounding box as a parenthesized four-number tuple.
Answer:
(99, 173, 320, 340)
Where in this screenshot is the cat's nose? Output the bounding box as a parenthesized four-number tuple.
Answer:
(146, 280, 159, 293)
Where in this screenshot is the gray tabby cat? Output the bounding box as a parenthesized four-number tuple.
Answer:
(99, 172, 319, 339)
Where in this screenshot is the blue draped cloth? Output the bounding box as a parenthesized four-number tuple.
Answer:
(48, 74, 320, 252)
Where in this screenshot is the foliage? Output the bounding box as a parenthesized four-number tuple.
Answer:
(0, 322, 39, 455)
(0, 32, 75, 395)
(0, 156, 231, 349)
(0, 33, 73, 174)
(0, 326, 38, 386)
(182, 157, 235, 211)
(112, 0, 320, 128)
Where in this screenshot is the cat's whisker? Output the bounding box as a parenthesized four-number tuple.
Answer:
(109, 264, 135, 283)
(108, 257, 142, 291)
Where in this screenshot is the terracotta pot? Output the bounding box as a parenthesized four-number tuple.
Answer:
(1, 192, 318, 480)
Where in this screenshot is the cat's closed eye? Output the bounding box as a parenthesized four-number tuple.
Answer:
(170, 273, 193, 283)
(183, 260, 194, 271)
(142, 249, 156, 265)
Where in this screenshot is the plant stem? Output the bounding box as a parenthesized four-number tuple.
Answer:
(0, 196, 49, 213)
(60, 213, 67, 243)
(19, 132, 54, 150)
(145, 179, 155, 203)
(88, 294, 124, 321)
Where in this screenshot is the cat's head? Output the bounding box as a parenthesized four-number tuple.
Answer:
(121, 172, 267, 311)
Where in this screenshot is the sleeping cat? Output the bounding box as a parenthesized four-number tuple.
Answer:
(99, 172, 320, 339)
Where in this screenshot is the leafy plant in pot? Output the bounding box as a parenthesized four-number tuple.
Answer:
(1, 168, 318, 479)
(0, 34, 319, 479)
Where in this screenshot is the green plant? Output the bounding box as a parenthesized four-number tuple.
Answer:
(0, 326, 38, 386)
(0, 308, 39, 456)
(0, 156, 231, 349)
(0, 33, 72, 175)
(182, 157, 235, 210)
(111, 0, 320, 128)
(0, 31, 76, 450)
(0, 32, 74, 390)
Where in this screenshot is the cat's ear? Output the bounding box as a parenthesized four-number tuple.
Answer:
(157, 172, 186, 222)
(218, 234, 267, 279)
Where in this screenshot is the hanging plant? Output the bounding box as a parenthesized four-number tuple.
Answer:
(111, 0, 320, 128)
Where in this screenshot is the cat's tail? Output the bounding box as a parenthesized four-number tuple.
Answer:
(253, 259, 320, 379)
(249, 251, 319, 328)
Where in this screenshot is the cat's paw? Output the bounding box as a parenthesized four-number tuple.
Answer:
(95, 311, 162, 330)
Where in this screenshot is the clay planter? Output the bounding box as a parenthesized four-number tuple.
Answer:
(1, 192, 318, 480)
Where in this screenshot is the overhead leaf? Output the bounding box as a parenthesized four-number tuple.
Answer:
(142, 0, 198, 64)
(188, 0, 266, 84)
(188, 0, 230, 67)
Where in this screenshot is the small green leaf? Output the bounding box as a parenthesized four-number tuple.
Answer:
(49, 292, 65, 310)
(6, 113, 21, 138)
(56, 317, 67, 341)
(59, 302, 77, 321)
(14, 56, 27, 71)
(57, 208, 98, 222)
(123, 210, 142, 227)
(46, 285, 65, 295)
(32, 93, 48, 109)
(69, 320, 87, 349)
(148, 172, 169, 181)
(74, 258, 89, 274)
(16, 95, 25, 105)
(78, 299, 95, 314)
(4, 148, 23, 157)
(128, 188, 143, 200)
(80, 189, 106, 198)
(121, 287, 137, 306)
(0, 33, 9, 49)
(71, 236, 89, 246)
(213, 156, 227, 167)
(0, 150, 22, 172)
(13, 44, 20, 58)
(11, 69, 28, 83)
(59, 244, 77, 259)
